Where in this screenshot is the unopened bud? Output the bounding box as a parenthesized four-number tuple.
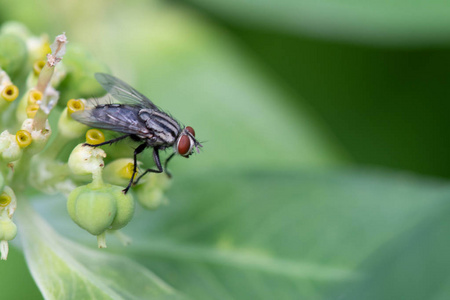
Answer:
(103, 158, 142, 186)
(67, 183, 134, 248)
(0, 207, 17, 260)
(68, 143, 106, 176)
(1, 187, 17, 218)
(135, 173, 171, 210)
(0, 33, 27, 76)
(57, 100, 87, 139)
(0, 130, 23, 163)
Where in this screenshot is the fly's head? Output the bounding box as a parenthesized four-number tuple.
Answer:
(176, 126, 202, 158)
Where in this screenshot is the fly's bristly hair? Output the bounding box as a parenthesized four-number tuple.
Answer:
(194, 138, 206, 152)
(87, 94, 115, 108)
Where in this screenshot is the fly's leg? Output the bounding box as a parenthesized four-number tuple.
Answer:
(83, 134, 130, 147)
(123, 143, 148, 194)
(133, 148, 163, 187)
(164, 153, 176, 178)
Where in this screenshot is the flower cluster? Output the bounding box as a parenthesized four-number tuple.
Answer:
(0, 23, 171, 259)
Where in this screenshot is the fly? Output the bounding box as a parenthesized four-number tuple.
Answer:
(72, 73, 202, 194)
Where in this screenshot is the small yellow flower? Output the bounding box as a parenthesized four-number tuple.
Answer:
(67, 99, 85, 116)
(1, 85, 19, 102)
(0, 192, 11, 207)
(15, 130, 32, 148)
(27, 90, 42, 105)
(86, 129, 105, 145)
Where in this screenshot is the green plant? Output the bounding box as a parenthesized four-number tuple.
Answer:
(0, 1, 449, 297)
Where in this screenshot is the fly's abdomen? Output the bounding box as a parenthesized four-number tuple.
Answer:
(139, 109, 180, 145)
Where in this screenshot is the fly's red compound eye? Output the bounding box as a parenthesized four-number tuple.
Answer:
(186, 126, 195, 137)
(177, 135, 191, 156)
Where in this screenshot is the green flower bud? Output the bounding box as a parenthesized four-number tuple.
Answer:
(103, 158, 142, 187)
(110, 188, 135, 230)
(67, 184, 117, 236)
(0, 21, 50, 63)
(1, 186, 17, 219)
(138, 188, 168, 211)
(135, 173, 171, 210)
(67, 184, 134, 247)
(0, 130, 23, 163)
(0, 211, 17, 241)
(0, 33, 28, 77)
(58, 105, 88, 139)
(0, 210, 17, 260)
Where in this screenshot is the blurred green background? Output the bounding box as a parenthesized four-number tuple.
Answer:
(1, 0, 450, 299)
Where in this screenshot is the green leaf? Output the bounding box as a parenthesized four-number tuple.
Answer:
(17, 202, 184, 300)
(186, 0, 450, 46)
(0, 246, 41, 299)
(37, 168, 450, 299)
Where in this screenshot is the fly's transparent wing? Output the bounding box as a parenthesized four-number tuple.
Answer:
(95, 73, 158, 109)
(71, 105, 152, 136)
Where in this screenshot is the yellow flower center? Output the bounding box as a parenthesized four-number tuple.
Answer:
(16, 130, 32, 148)
(67, 99, 85, 116)
(33, 60, 46, 76)
(86, 129, 105, 145)
(119, 163, 134, 179)
(1, 85, 19, 102)
(28, 90, 43, 105)
(0, 192, 11, 207)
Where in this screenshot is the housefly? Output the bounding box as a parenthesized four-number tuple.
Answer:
(72, 73, 202, 193)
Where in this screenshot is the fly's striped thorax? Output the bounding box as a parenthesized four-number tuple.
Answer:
(138, 109, 181, 144)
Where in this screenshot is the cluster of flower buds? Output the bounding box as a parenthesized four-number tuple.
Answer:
(0, 22, 173, 258)
(67, 130, 135, 248)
